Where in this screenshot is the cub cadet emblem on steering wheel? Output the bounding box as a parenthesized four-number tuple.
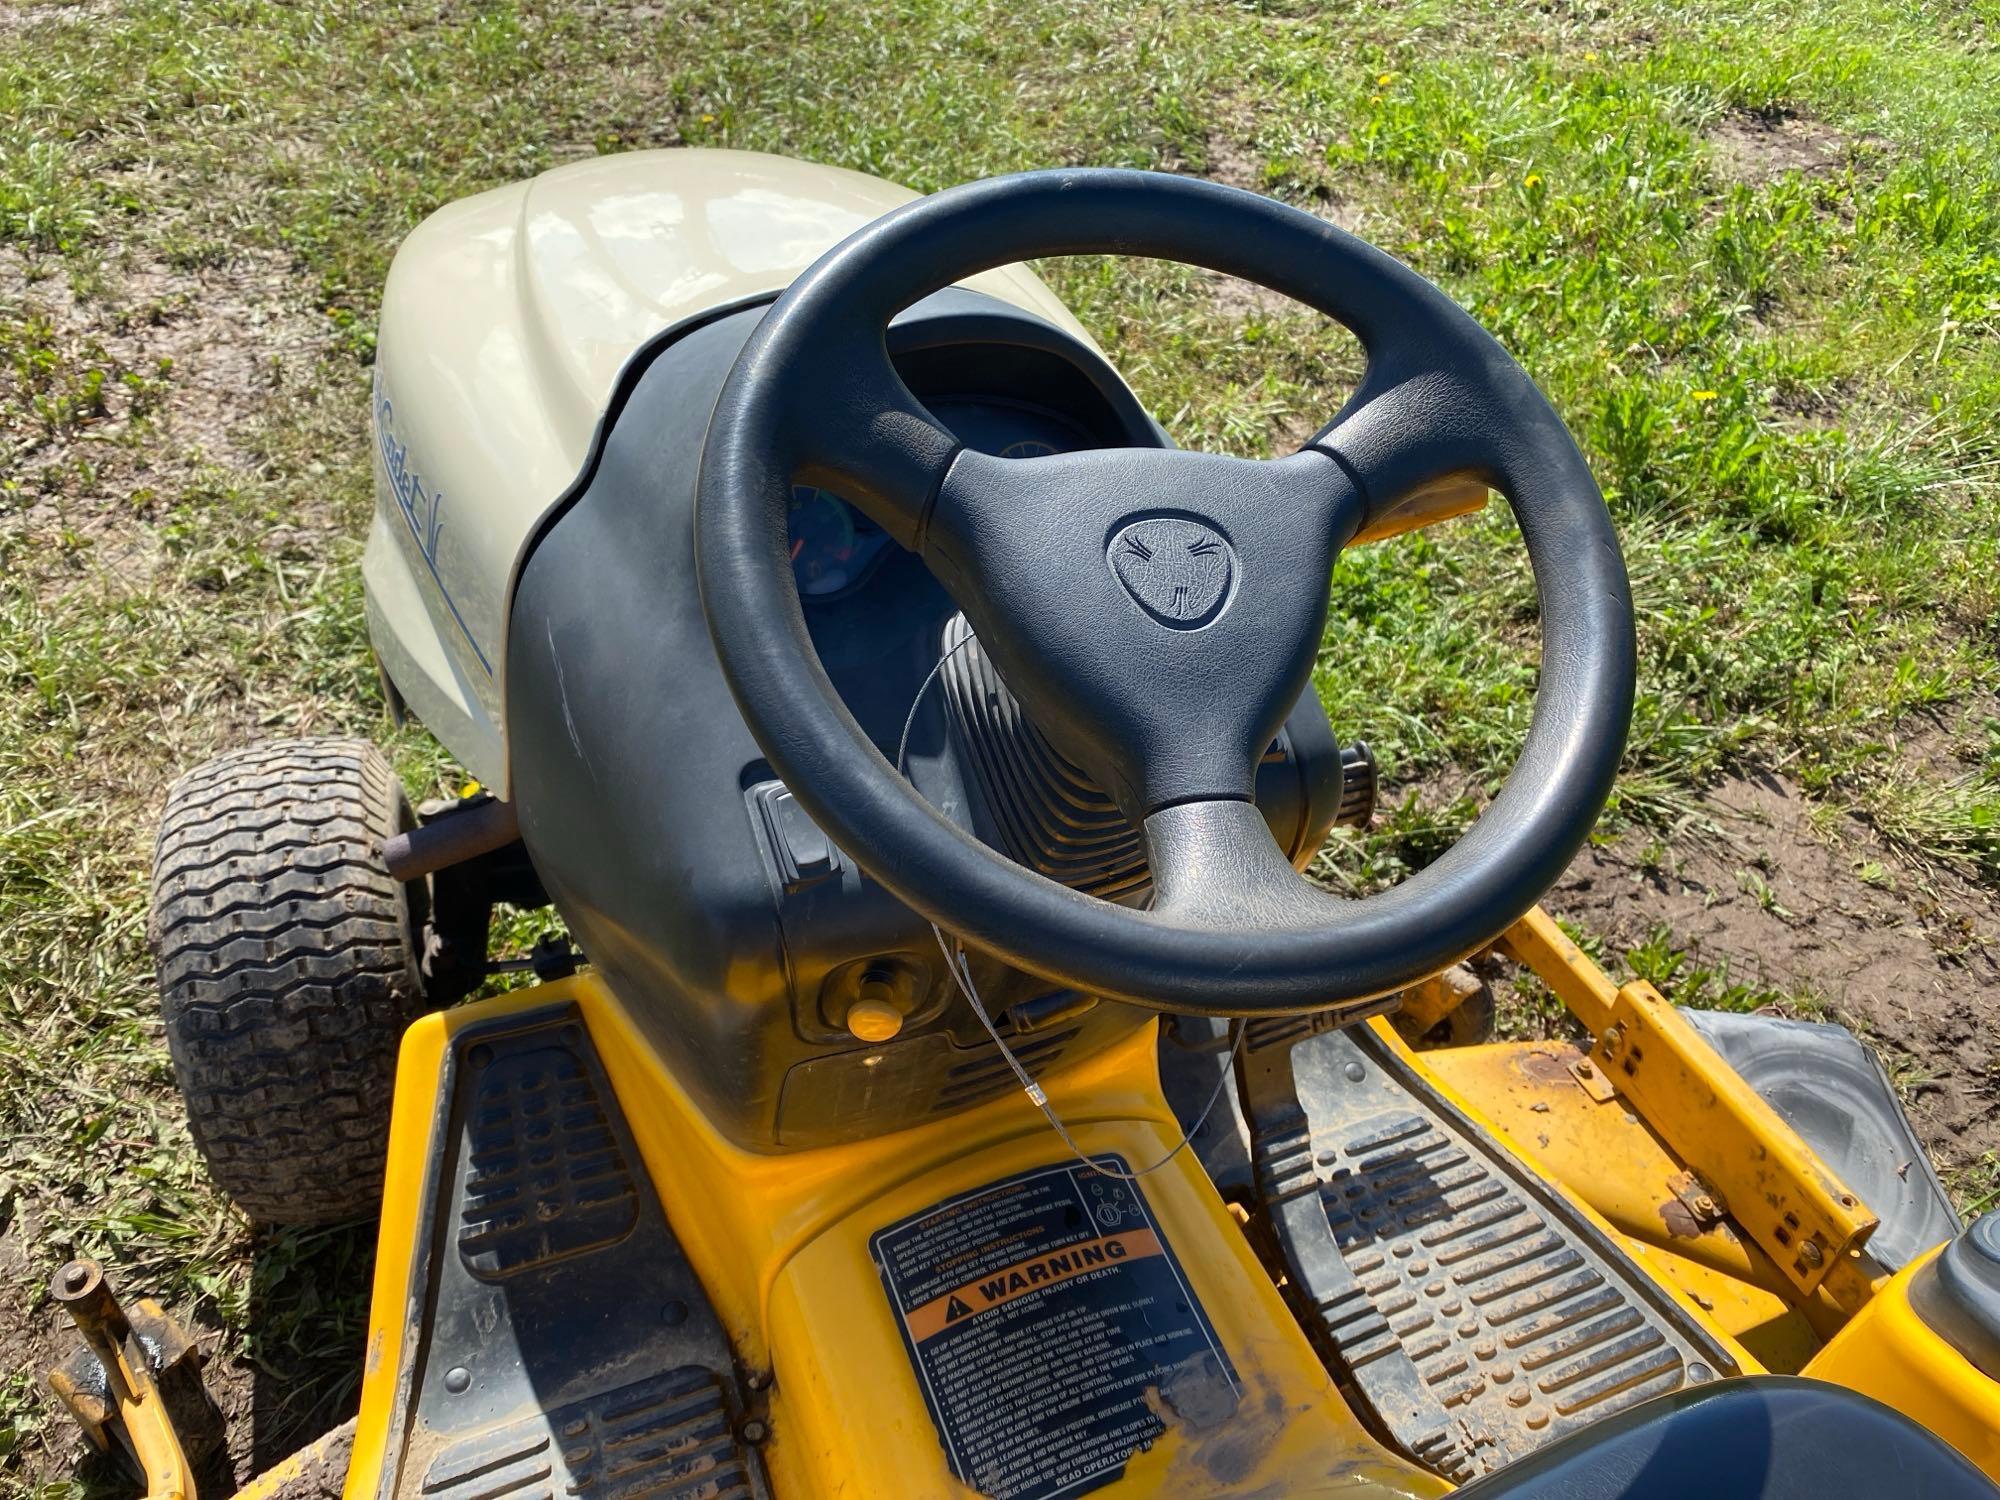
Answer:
(1108, 516, 1235, 629)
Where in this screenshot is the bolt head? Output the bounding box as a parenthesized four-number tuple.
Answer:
(444, 1366, 472, 1394)
(51, 1260, 102, 1304)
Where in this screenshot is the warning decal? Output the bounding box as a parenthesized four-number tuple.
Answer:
(871, 1157, 1237, 1500)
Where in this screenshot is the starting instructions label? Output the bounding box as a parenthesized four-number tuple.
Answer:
(870, 1157, 1237, 1500)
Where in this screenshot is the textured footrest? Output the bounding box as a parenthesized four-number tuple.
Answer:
(371, 1003, 765, 1500)
(422, 1367, 751, 1500)
(1240, 1023, 1739, 1482)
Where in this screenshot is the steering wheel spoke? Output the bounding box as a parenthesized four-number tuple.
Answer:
(781, 329, 959, 549)
(1143, 797, 1332, 927)
(1302, 354, 1503, 531)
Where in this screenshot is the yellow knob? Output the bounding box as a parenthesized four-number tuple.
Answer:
(846, 995, 904, 1043)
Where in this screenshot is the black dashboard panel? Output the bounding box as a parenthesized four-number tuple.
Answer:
(507, 288, 1351, 1151)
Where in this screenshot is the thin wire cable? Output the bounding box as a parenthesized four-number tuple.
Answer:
(893, 632, 1245, 1181)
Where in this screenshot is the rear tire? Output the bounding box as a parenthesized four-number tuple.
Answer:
(150, 739, 430, 1225)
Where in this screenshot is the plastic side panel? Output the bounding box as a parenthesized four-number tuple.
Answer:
(577, 971, 1203, 1351)
(504, 148, 1096, 429)
(575, 975, 1440, 1499)
(365, 148, 1100, 792)
(369, 185, 574, 789)
(347, 1000, 457, 1500)
(1805, 1250, 2000, 1480)
(362, 511, 500, 785)
(351, 977, 1442, 1500)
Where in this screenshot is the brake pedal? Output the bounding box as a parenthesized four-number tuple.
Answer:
(1239, 1022, 1739, 1482)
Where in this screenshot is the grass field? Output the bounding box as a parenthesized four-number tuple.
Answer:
(4, 0, 2000, 1487)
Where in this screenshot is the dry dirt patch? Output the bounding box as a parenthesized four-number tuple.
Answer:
(1, 246, 333, 590)
(1203, 130, 1269, 195)
(1709, 111, 1850, 186)
(1197, 123, 1369, 325)
(1546, 771, 2000, 1173)
(0, 0, 116, 32)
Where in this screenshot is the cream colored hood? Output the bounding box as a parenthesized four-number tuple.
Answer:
(363, 149, 1090, 790)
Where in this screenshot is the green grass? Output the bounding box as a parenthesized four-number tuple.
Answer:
(4, 0, 2000, 1485)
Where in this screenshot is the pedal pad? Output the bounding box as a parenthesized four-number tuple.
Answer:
(1239, 1023, 1739, 1482)
(374, 1004, 765, 1500)
(422, 1368, 749, 1500)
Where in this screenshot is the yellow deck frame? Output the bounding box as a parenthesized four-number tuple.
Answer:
(346, 980, 1449, 1500)
(337, 910, 2000, 1497)
(1498, 908, 1881, 1305)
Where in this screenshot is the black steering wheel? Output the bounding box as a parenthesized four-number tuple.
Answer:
(696, 169, 1634, 1018)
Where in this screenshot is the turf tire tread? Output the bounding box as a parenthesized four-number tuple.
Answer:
(151, 739, 428, 1225)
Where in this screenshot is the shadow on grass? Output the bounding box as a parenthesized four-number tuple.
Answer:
(237, 1220, 377, 1484)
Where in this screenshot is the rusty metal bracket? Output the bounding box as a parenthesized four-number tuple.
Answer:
(1666, 1169, 1729, 1229)
(1394, 963, 1485, 1034)
(1568, 1052, 1618, 1102)
(1498, 906, 1880, 1300)
(47, 1259, 221, 1500)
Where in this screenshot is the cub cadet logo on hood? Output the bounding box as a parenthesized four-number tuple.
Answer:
(1108, 515, 1235, 629)
(374, 371, 491, 675)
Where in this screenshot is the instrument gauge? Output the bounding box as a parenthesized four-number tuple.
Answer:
(999, 438, 1060, 459)
(788, 485, 890, 599)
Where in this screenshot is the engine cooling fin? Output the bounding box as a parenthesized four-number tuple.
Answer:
(937, 614, 1376, 899)
(939, 614, 1152, 899)
(1238, 1022, 1739, 1483)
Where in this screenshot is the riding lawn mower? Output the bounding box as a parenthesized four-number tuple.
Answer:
(50, 150, 2000, 1499)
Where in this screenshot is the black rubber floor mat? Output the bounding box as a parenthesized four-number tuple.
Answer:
(421, 1367, 750, 1500)
(457, 1040, 640, 1277)
(1239, 1023, 1739, 1483)
(367, 1003, 765, 1500)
